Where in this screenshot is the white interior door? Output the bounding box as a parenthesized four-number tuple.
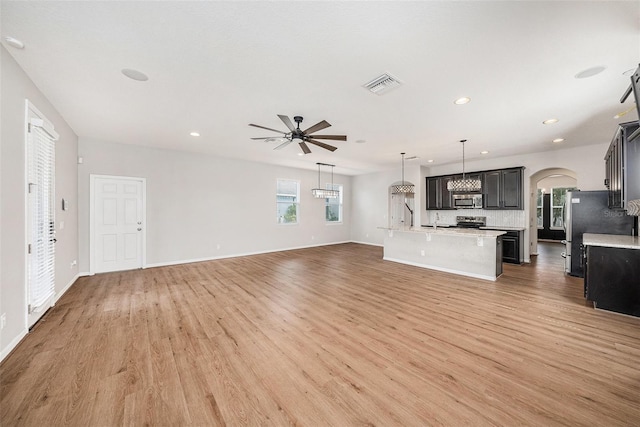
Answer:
(91, 175, 145, 273)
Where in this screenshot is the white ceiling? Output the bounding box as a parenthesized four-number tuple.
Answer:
(2, 1, 639, 175)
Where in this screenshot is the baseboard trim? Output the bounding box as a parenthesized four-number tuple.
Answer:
(0, 328, 28, 363)
(350, 240, 383, 247)
(54, 273, 80, 304)
(383, 256, 497, 282)
(144, 241, 353, 269)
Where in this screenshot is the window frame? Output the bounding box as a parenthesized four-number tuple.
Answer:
(549, 186, 575, 230)
(276, 179, 300, 225)
(536, 188, 544, 229)
(325, 183, 343, 224)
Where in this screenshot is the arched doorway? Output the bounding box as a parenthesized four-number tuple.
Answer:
(389, 181, 416, 228)
(529, 168, 577, 256)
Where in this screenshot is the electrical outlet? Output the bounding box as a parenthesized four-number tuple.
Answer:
(420, 250, 425, 256)
(311, 235, 315, 240)
(70, 260, 77, 268)
(1, 313, 6, 330)
(216, 244, 221, 250)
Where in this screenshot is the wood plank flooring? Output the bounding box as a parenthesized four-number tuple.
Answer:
(2, 242, 640, 426)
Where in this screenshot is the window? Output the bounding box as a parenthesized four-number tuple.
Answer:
(550, 187, 576, 228)
(276, 179, 299, 224)
(325, 184, 343, 223)
(536, 189, 543, 228)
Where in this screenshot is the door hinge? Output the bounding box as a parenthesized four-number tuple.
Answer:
(28, 244, 32, 254)
(28, 123, 31, 133)
(28, 183, 36, 193)
(28, 304, 32, 314)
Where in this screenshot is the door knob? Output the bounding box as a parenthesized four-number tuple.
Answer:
(137, 221, 142, 225)
(137, 228, 142, 231)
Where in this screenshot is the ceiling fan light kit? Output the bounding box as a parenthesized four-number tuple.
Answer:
(312, 163, 339, 199)
(447, 139, 482, 192)
(391, 153, 415, 195)
(249, 115, 347, 155)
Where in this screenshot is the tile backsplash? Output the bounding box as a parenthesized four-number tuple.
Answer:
(427, 209, 527, 228)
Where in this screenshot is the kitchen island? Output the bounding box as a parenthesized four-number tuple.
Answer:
(381, 227, 506, 281)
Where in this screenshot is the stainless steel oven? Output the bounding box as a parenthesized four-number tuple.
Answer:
(453, 194, 483, 209)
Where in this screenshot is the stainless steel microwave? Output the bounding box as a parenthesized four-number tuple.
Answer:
(452, 194, 483, 209)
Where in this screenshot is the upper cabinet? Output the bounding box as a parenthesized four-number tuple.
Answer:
(426, 176, 455, 210)
(426, 167, 524, 210)
(482, 167, 524, 210)
(605, 121, 640, 210)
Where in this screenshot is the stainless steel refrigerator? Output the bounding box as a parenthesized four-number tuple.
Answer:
(563, 190, 636, 277)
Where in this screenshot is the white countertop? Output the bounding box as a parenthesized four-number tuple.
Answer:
(583, 233, 640, 250)
(379, 226, 505, 238)
(481, 226, 526, 231)
(421, 224, 526, 231)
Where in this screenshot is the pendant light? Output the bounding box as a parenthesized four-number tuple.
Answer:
(391, 153, 415, 194)
(447, 139, 482, 192)
(311, 162, 339, 198)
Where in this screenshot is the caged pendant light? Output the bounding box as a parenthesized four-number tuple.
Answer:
(447, 139, 482, 192)
(391, 153, 415, 194)
(311, 162, 340, 198)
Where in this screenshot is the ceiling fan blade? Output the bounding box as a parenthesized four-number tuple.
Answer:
(299, 141, 311, 154)
(251, 137, 275, 140)
(307, 134, 347, 141)
(305, 138, 337, 152)
(249, 123, 287, 134)
(278, 115, 296, 132)
(303, 120, 331, 135)
(274, 139, 293, 150)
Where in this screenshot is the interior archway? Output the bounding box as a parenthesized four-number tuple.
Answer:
(529, 168, 577, 257)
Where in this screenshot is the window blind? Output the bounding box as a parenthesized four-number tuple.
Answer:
(28, 119, 57, 311)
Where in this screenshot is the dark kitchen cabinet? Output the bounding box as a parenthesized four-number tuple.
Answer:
(483, 171, 501, 209)
(501, 231, 522, 264)
(483, 228, 523, 264)
(426, 176, 454, 210)
(605, 121, 640, 210)
(482, 167, 524, 210)
(496, 236, 504, 277)
(585, 245, 640, 316)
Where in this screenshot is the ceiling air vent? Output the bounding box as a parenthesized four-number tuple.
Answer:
(363, 73, 402, 95)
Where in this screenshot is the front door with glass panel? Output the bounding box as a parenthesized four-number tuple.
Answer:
(91, 175, 145, 273)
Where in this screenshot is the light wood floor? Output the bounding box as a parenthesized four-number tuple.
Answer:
(2, 242, 640, 426)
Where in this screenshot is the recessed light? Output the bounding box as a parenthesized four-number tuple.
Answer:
(552, 138, 565, 143)
(480, 150, 489, 155)
(427, 159, 434, 163)
(297, 152, 304, 156)
(121, 68, 149, 81)
(622, 68, 636, 77)
(574, 66, 606, 79)
(190, 132, 200, 137)
(4, 36, 24, 49)
(454, 97, 471, 105)
(355, 139, 366, 144)
(543, 118, 559, 125)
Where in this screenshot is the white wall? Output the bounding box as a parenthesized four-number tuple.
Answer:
(537, 175, 577, 192)
(1, 46, 79, 360)
(77, 139, 352, 271)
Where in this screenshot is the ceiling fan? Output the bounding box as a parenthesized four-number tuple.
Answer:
(249, 115, 347, 154)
